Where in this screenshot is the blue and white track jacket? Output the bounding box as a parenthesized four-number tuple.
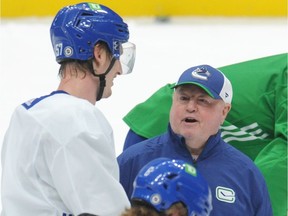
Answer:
(117, 125, 273, 216)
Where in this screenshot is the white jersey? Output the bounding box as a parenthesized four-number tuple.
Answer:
(1, 91, 130, 216)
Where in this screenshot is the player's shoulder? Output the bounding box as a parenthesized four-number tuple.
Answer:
(22, 91, 104, 123)
(46, 92, 101, 115)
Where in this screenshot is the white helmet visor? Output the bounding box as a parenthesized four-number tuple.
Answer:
(120, 42, 136, 75)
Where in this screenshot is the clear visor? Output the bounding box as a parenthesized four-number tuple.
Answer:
(120, 42, 136, 75)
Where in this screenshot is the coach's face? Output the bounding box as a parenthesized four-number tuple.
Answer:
(169, 85, 231, 154)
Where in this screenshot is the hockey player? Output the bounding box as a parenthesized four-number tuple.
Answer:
(121, 158, 212, 216)
(121, 53, 287, 216)
(1, 2, 135, 216)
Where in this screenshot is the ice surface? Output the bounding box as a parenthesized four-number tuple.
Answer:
(0, 16, 287, 211)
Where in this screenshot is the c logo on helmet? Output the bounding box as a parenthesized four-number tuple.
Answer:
(64, 46, 73, 57)
(150, 193, 162, 205)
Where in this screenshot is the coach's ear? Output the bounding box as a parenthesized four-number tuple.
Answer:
(220, 103, 231, 124)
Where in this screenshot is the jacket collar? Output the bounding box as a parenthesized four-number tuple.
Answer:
(167, 124, 223, 161)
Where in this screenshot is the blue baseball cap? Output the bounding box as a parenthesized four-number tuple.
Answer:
(173, 65, 233, 104)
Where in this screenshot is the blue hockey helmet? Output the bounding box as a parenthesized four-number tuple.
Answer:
(50, 2, 135, 74)
(132, 158, 212, 216)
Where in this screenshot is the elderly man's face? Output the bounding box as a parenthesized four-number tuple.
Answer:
(170, 85, 231, 150)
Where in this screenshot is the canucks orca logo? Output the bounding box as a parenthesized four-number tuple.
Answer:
(191, 67, 211, 81)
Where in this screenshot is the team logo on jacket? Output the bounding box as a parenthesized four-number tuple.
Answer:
(216, 186, 236, 203)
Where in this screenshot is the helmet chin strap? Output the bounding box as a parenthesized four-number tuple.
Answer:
(91, 57, 116, 101)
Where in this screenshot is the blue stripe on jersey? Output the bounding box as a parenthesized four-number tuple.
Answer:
(22, 90, 69, 110)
